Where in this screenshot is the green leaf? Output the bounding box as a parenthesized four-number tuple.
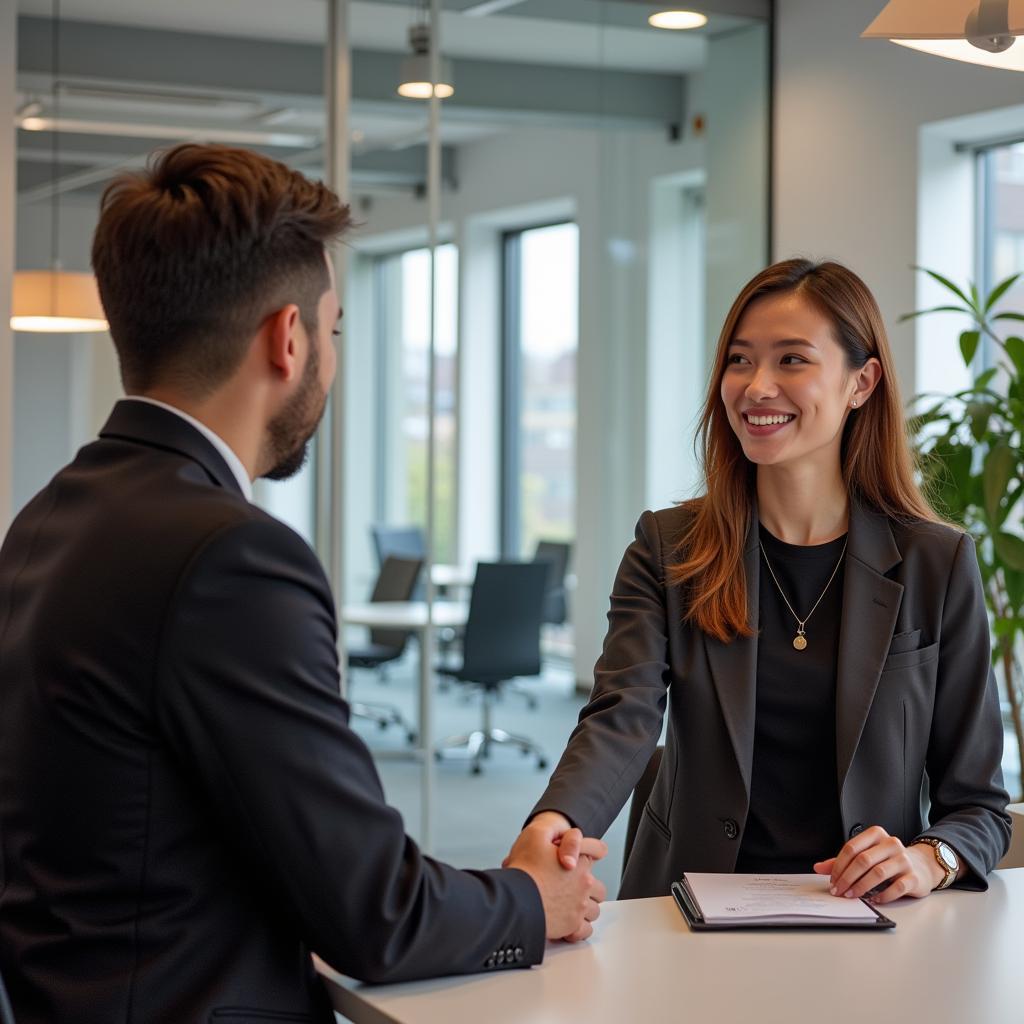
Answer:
(976, 367, 999, 389)
(993, 312, 1024, 322)
(984, 444, 1017, 523)
(985, 273, 1021, 312)
(913, 266, 977, 311)
(1005, 336, 1024, 380)
(968, 401, 993, 441)
(960, 330, 981, 366)
(994, 532, 1024, 572)
(1005, 567, 1024, 611)
(899, 305, 972, 323)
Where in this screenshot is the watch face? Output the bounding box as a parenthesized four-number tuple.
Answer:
(938, 843, 958, 870)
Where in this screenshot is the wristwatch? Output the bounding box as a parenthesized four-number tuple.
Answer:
(910, 837, 959, 890)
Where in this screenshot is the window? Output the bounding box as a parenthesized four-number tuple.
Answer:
(977, 143, 1024, 352)
(501, 222, 579, 558)
(374, 244, 458, 564)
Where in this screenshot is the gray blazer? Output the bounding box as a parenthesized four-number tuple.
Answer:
(532, 501, 1011, 899)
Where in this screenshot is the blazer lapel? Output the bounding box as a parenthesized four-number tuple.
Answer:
(835, 503, 904, 795)
(704, 516, 759, 799)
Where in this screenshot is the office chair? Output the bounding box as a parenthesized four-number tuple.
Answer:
(533, 539, 572, 626)
(0, 967, 15, 1024)
(435, 561, 550, 774)
(348, 555, 422, 742)
(622, 745, 665, 879)
(506, 539, 573, 710)
(370, 524, 426, 594)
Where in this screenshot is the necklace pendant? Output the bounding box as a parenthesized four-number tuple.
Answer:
(793, 633, 808, 651)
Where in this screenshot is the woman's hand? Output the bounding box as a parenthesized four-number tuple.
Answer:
(813, 826, 946, 904)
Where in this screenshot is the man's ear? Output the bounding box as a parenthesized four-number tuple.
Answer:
(265, 304, 302, 383)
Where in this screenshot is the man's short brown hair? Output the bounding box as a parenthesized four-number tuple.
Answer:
(91, 144, 351, 394)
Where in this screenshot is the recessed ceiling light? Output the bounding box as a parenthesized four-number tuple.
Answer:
(649, 10, 708, 31)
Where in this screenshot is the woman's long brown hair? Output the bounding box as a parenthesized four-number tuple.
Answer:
(670, 258, 942, 643)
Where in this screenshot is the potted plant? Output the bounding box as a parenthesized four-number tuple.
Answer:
(906, 268, 1024, 799)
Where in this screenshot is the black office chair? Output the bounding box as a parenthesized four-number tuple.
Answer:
(371, 524, 427, 599)
(0, 967, 16, 1024)
(533, 539, 572, 625)
(435, 561, 550, 774)
(622, 745, 665, 879)
(348, 555, 422, 742)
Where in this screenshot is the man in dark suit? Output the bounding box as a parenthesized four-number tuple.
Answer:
(0, 143, 605, 1024)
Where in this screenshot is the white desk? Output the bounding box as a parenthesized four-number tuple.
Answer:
(342, 601, 468, 852)
(318, 868, 1024, 1024)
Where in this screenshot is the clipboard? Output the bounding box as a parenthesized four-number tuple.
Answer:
(671, 879, 896, 931)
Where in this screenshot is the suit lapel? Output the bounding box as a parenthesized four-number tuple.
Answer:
(835, 503, 904, 795)
(705, 517, 759, 799)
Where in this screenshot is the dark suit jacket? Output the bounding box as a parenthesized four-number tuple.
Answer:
(0, 400, 544, 1024)
(532, 502, 1011, 899)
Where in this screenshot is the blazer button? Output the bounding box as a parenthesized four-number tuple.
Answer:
(514, 947, 524, 962)
(849, 823, 865, 838)
(723, 818, 739, 840)
(496, 950, 506, 965)
(485, 955, 496, 969)
(505, 947, 515, 962)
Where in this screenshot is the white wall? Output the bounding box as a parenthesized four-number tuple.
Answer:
(774, 0, 1024, 396)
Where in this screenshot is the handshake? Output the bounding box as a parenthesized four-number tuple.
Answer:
(503, 810, 609, 942)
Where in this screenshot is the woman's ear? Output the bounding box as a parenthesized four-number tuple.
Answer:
(851, 357, 882, 408)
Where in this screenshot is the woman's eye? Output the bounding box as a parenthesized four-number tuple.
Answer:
(726, 353, 747, 365)
(780, 354, 805, 365)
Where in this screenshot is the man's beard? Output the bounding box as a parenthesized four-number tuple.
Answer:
(261, 336, 328, 481)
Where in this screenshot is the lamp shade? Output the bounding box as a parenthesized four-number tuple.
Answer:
(397, 53, 455, 99)
(11, 270, 109, 333)
(863, 1, 1024, 71)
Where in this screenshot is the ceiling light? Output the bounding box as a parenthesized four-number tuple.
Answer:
(648, 10, 708, 31)
(11, 0, 108, 334)
(12, 270, 109, 333)
(398, 23, 455, 99)
(863, 0, 1024, 72)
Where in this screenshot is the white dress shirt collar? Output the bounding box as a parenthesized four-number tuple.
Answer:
(123, 396, 253, 502)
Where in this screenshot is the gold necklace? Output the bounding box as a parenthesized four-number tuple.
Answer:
(759, 537, 848, 651)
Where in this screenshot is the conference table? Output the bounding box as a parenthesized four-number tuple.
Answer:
(341, 599, 469, 851)
(317, 867, 1024, 1024)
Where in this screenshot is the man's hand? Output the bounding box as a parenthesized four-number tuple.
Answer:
(813, 826, 946, 904)
(504, 815, 608, 941)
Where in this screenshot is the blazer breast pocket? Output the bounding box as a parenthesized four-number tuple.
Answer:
(882, 640, 938, 672)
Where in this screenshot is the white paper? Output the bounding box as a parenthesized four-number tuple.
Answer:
(683, 873, 881, 925)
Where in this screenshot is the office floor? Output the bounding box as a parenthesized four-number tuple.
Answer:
(347, 648, 631, 898)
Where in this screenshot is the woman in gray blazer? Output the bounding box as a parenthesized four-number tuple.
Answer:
(521, 258, 1011, 902)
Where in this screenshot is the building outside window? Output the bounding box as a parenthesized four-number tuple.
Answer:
(502, 222, 579, 559)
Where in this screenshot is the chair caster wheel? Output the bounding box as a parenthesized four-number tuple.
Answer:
(434, 751, 443, 762)
(377, 721, 388, 731)
(471, 763, 483, 775)
(527, 699, 538, 710)
(537, 759, 548, 770)
(407, 732, 418, 745)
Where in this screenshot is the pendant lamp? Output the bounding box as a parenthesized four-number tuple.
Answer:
(863, 0, 1024, 72)
(397, 19, 454, 99)
(11, 0, 108, 333)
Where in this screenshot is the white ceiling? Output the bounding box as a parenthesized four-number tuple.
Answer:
(16, 0, 709, 74)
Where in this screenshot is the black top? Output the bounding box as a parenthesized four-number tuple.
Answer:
(736, 524, 848, 873)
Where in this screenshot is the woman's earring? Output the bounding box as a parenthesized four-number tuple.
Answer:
(851, 399, 858, 407)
